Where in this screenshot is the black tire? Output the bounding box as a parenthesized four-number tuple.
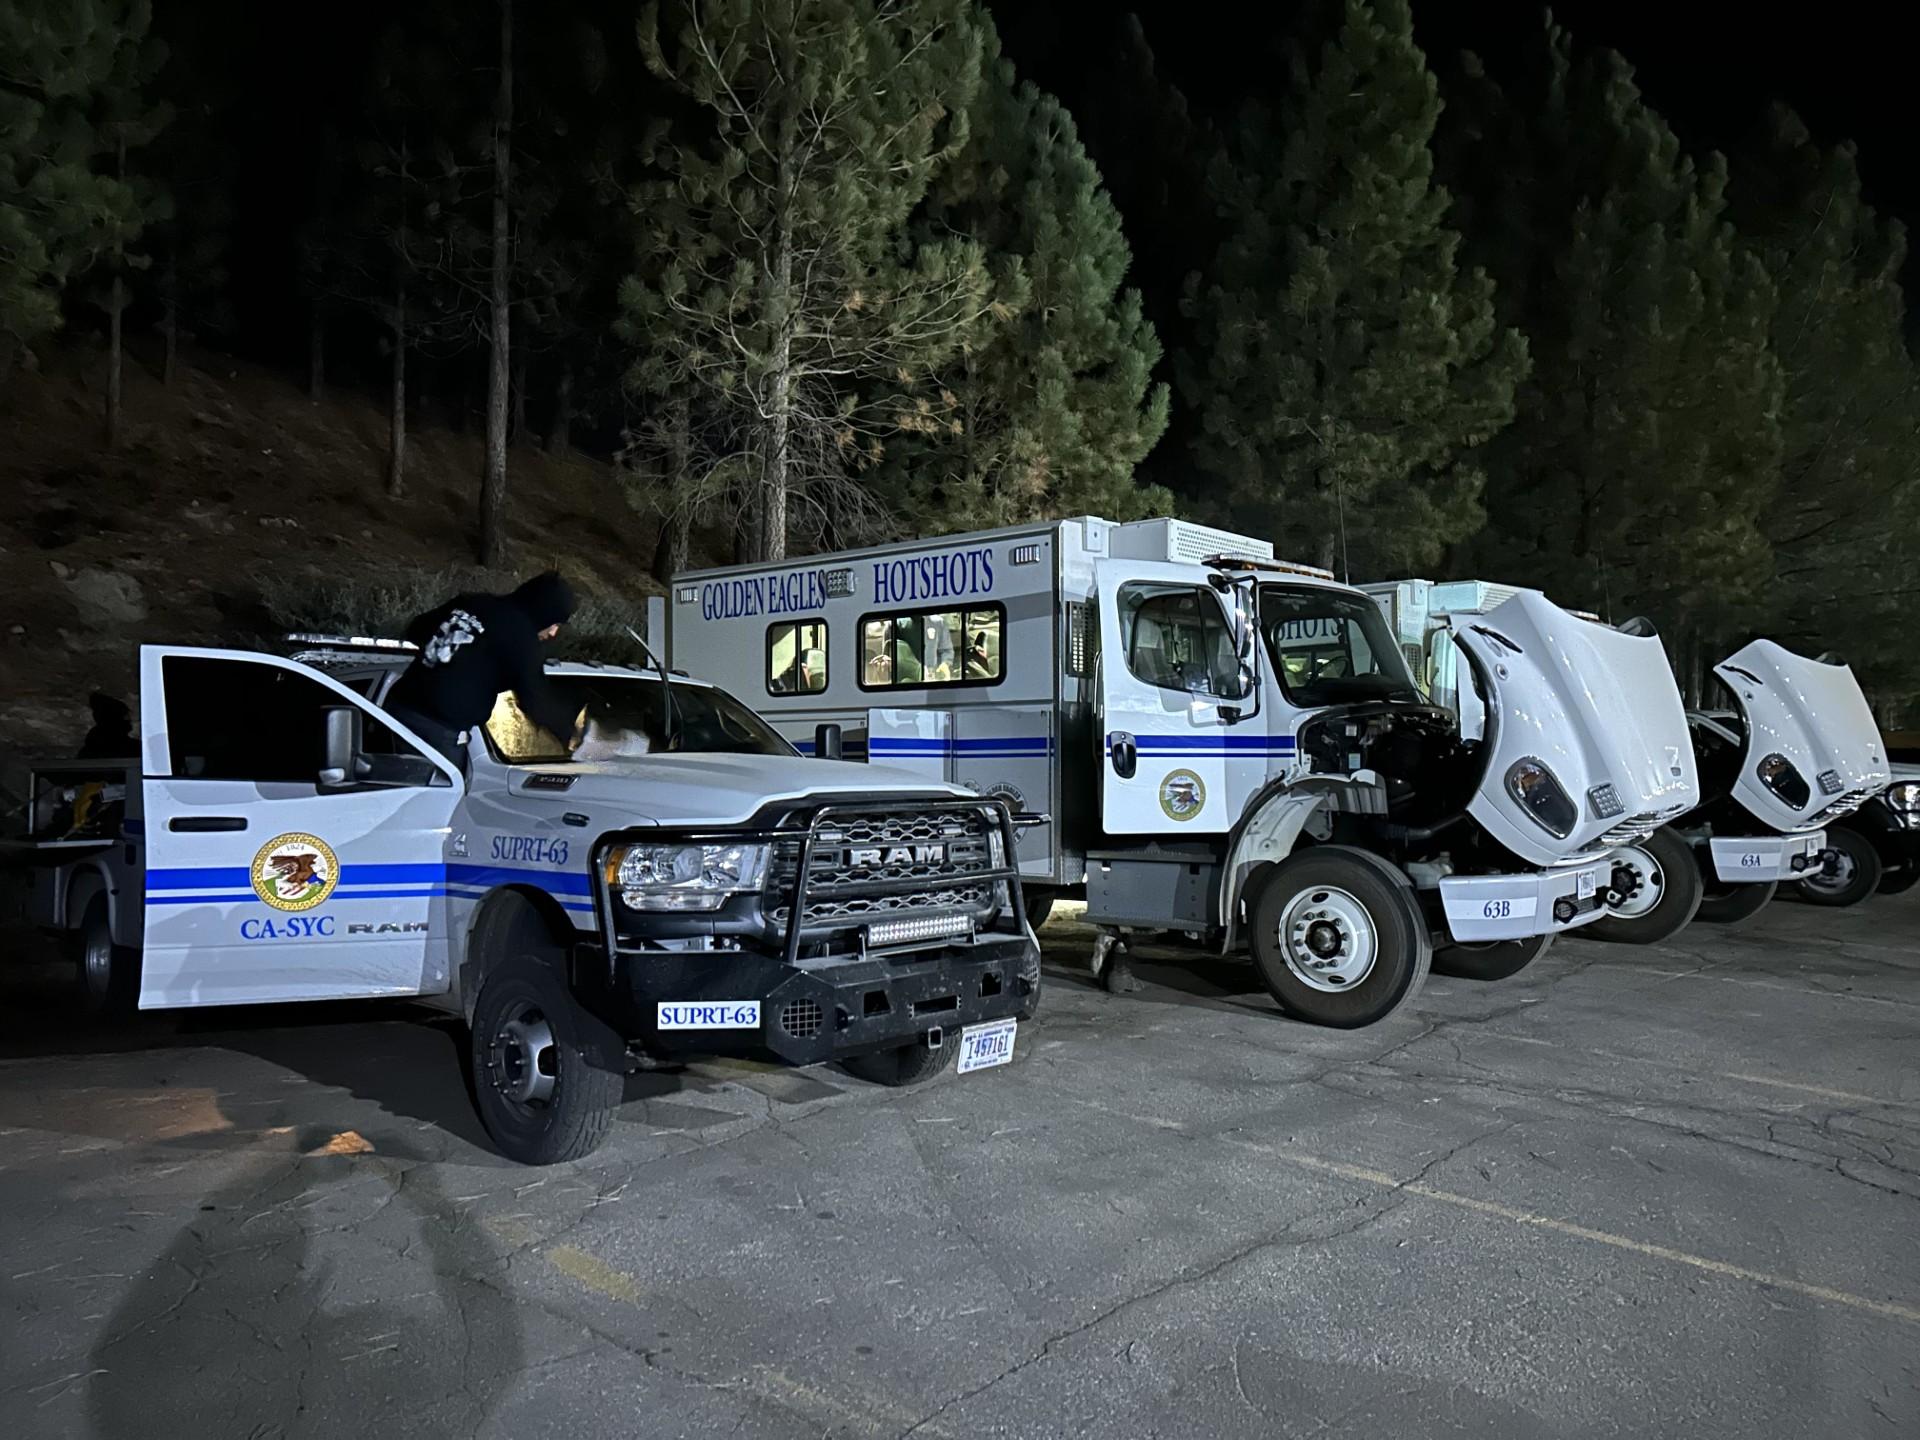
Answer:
(1694, 879, 1778, 925)
(1433, 932, 1554, 982)
(1878, 863, 1920, 896)
(1587, 827, 1704, 944)
(1022, 887, 1055, 932)
(1246, 846, 1430, 1028)
(1796, 827, 1884, 907)
(842, 1037, 957, 1086)
(75, 895, 139, 1018)
(469, 950, 624, 1165)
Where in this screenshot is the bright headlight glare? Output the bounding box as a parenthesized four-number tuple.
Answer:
(1505, 758, 1577, 838)
(608, 842, 769, 912)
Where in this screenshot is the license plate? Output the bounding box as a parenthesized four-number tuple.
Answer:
(956, 1018, 1017, 1075)
(1576, 870, 1597, 900)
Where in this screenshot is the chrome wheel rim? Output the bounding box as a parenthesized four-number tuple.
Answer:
(1607, 847, 1664, 919)
(1276, 885, 1378, 992)
(83, 927, 114, 997)
(489, 1002, 558, 1107)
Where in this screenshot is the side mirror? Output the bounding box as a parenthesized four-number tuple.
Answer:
(320, 706, 366, 789)
(814, 723, 844, 762)
(1225, 575, 1260, 701)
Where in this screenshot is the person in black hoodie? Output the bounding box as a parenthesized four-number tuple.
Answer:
(385, 571, 581, 763)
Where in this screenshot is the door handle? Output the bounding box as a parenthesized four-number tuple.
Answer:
(1108, 732, 1137, 780)
(169, 816, 248, 833)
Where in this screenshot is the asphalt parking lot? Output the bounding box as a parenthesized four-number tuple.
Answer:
(2, 896, 1916, 1439)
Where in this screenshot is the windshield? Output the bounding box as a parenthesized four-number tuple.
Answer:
(1260, 585, 1422, 708)
(484, 676, 792, 763)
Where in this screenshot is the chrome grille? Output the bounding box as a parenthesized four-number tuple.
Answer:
(766, 807, 1001, 931)
(1594, 801, 1693, 850)
(1811, 787, 1876, 826)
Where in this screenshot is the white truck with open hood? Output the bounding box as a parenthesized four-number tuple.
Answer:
(663, 518, 1701, 1028)
(1368, 580, 1890, 938)
(1691, 639, 1891, 912)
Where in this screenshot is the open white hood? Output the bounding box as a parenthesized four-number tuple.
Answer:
(1453, 591, 1699, 867)
(1715, 640, 1888, 832)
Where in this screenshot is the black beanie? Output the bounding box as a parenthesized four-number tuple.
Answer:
(512, 570, 577, 628)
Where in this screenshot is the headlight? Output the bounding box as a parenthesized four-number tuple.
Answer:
(1505, 758, 1577, 838)
(1756, 753, 1810, 810)
(605, 842, 769, 911)
(1886, 781, 1920, 817)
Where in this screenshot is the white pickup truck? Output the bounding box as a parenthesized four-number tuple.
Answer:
(17, 639, 1041, 1163)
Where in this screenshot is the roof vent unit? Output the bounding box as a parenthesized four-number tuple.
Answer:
(1108, 518, 1274, 566)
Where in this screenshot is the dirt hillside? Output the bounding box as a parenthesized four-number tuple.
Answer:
(0, 343, 666, 775)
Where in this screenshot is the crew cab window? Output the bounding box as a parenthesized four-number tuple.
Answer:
(486, 675, 792, 762)
(161, 656, 426, 783)
(1259, 586, 1422, 708)
(859, 605, 1003, 689)
(767, 620, 828, 695)
(1118, 584, 1246, 698)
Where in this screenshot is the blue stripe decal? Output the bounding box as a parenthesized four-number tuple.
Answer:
(148, 866, 250, 890)
(1109, 735, 1299, 754)
(144, 892, 260, 905)
(448, 885, 593, 914)
(148, 861, 452, 891)
(446, 863, 594, 897)
(869, 737, 1051, 757)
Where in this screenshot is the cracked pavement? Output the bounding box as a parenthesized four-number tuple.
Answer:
(2, 891, 1917, 1438)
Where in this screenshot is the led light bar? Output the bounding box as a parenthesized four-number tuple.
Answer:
(1816, 769, 1843, 796)
(1587, 783, 1624, 819)
(824, 568, 855, 596)
(866, 912, 974, 948)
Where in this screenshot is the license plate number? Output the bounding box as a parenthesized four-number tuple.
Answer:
(1576, 870, 1597, 900)
(956, 1018, 1017, 1075)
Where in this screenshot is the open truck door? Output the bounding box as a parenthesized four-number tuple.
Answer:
(1093, 560, 1273, 836)
(137, 646, 464, 1008)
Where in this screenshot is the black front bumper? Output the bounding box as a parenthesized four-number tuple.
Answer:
(608, 931, 1037, 1064)
(588, 797, 1040, 1064)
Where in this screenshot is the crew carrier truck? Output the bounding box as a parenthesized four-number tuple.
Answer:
(1367, 580, 1890, 938)
(16, 640, 1040, 1164)
(664, 517, 1701, 1026)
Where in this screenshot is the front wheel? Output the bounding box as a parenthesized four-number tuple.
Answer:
(1878, 863, 1920, 896)
(1796, 828, 1884, 907)
(1433, 932, 1554, 982)
(470, 953, 624, 1165)
(1247, 846, 1430, 1028)
(843, 1037, 957, 1086)
(1586, 827, 1703, 944)
(1694, 879, 1778, 925)
(75, 896, 140, 1018)
(1022, 888, 1056, 932)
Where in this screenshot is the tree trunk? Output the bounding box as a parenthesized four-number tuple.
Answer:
(759, 97, 799, 563)
(477, 0, 513, 565)
(160, 254, 178, 389)
(386, 283, 408, 499)
(308, 299, 326, 401)
(105, 136, 125, 450)
(106, 272, 124, 450)
(649, 393, 695, 584)
(547, 359, 573, 456)
(510, 324, 529, 446)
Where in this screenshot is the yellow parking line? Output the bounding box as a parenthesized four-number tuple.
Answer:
(546, 1244, 645, 1305)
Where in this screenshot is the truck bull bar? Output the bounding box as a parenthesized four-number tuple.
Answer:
(590, 797, 1029, 978)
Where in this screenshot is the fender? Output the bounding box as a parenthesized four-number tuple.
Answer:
(1217, 780, 1337, 952)
(63, 863, 126, 947)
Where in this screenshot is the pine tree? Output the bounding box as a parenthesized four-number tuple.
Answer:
(0, 0, 157, 373)
(623, 0, 998, 562)
(886, 21, 1170, 530)
(1442, 24, 1781, 649)
(1728, 109, 1920, 704)
(1179, 0, 1527, 578)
